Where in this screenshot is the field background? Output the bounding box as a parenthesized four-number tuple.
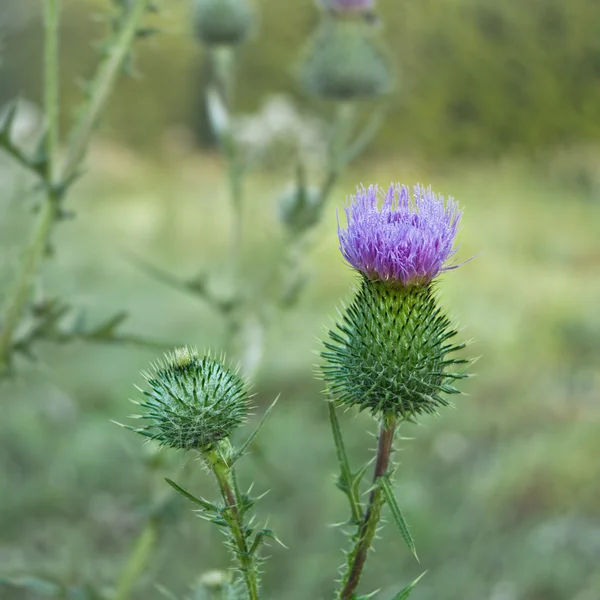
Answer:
(1, 1, 600, 600)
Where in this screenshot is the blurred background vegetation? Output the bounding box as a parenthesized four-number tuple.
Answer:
(1, 1, 600, 600)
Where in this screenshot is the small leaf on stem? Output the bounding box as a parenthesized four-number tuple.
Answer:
(232, 396, 279, 464)
(164, 478, 219, 513)
(391, 571, 427, 599)
(379, 476, 418, 561)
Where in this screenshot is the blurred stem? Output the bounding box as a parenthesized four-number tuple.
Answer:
(113, 519, 158, 600)
(61, 0, 150, 183)
(0, 0, 148, 375)
(210, 47, 243, 274)
(0, 0, 61, 374)
(205, 447, 260, 600)
(337, 414, 397, 600)
(45, 0, 60, 183)
(0, 199, 58, 373)
(320, 101, 356, 204)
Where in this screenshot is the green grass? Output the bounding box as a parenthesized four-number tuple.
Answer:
(1, 148, 600, 600)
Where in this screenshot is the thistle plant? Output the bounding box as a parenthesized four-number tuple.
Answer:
(135, 0, 393, 379)
(124, 347, 279, 600)
(321, 184, 470, 599)
(0, 0, 158, 376)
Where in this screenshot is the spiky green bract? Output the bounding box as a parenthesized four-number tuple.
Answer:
(136, 348, 249, 452)
(322, 277, 468, 419)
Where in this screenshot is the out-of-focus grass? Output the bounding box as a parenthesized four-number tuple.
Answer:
(1, 146, 599, 600)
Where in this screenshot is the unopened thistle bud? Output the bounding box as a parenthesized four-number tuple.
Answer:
(299, 20, 393, 101)
(317, 0, 376, 16)
(133, 347, 249, 451)
(193, 0, 254, 47)
(278, 165, 323, 235)
(321, 184, 469, 419)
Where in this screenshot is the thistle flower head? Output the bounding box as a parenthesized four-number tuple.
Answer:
(321, 183, 469, 420)
(338, 184, 462, 286)
(193, 0, 253, 47)
(299, 20, 393, 100)
(133, 347, 249, 452)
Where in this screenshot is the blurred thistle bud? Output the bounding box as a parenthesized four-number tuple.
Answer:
(299, 20, 393, 101)
(193, 0, 254, 47)
(317, 0, 377, 19)
(191, 570, 241, 600)
(278, 164, 323, 235)
(132, 347, 249, 452)
(321, 184, 470, 420)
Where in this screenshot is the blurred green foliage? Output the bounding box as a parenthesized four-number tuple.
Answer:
(3, 0, 600, 157)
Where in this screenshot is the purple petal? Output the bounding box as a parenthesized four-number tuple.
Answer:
(338, 183, 463, 285)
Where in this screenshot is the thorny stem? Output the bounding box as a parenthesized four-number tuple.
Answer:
(61, 0, 151, 183)
(206, 448, 260, 600)
(45, 0, 60, 184)
(0, 0, 149, 374)
(0, 0, 61, 373)
(337, 414, 397, 600)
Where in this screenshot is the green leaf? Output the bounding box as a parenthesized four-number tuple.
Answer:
(328, 401, 363, 524)
(379, 476, 418, 561)
(0, 100, 18, 138)
(0, 575, 64, 596)
(391, 571, 427, 599)
(249, 528, 287, 555)
(231, 396, 279, 464)
(164, 478, 219, 513)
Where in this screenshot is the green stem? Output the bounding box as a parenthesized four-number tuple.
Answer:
(0, 199, 58, 372)
(337, 414, 397, 600)
(61, 0, 150, 184)
(113, 519, 158, 600)
(44, 0, 60, 183)
(206, 448, 260, 600)
(0, 0, 148, 373)
(210, 47, 243, 273)
(0, 0, 61, 373)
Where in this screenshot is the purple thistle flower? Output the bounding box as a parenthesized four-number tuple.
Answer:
(338, 183, 462, 286)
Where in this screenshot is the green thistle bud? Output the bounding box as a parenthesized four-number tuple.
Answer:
(279, 185, 322, 234)
(278, 165, 323, 234)
(322, 279, 467, 418)
(133, 347, 249, 451)
(193, 0, 254, 47)
(299, 19, 393, 101)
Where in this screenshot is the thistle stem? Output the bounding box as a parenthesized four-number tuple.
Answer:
(0, 0, 61, 373)
(45, 0, 60, 184)
(113, 518, 158, 600)
(337, 414, 396, 600)
(0, 0, 149, 374)
(61, 0, 150, 183)
(206, 449, 260, 600)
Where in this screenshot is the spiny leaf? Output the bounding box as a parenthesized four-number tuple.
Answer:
(88, 311, 128, 338)
(249, 528, 287, 555)
(379, 476, 418, 561)
(164, 478, 219, 513)
(0, 576, 64, 596)
(391, 571, 427, 599)
(232, 396, 279, 464)
(328, 401, 363, 523)
(0, 100, 18, 137)
(355, 591, 379, 600)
